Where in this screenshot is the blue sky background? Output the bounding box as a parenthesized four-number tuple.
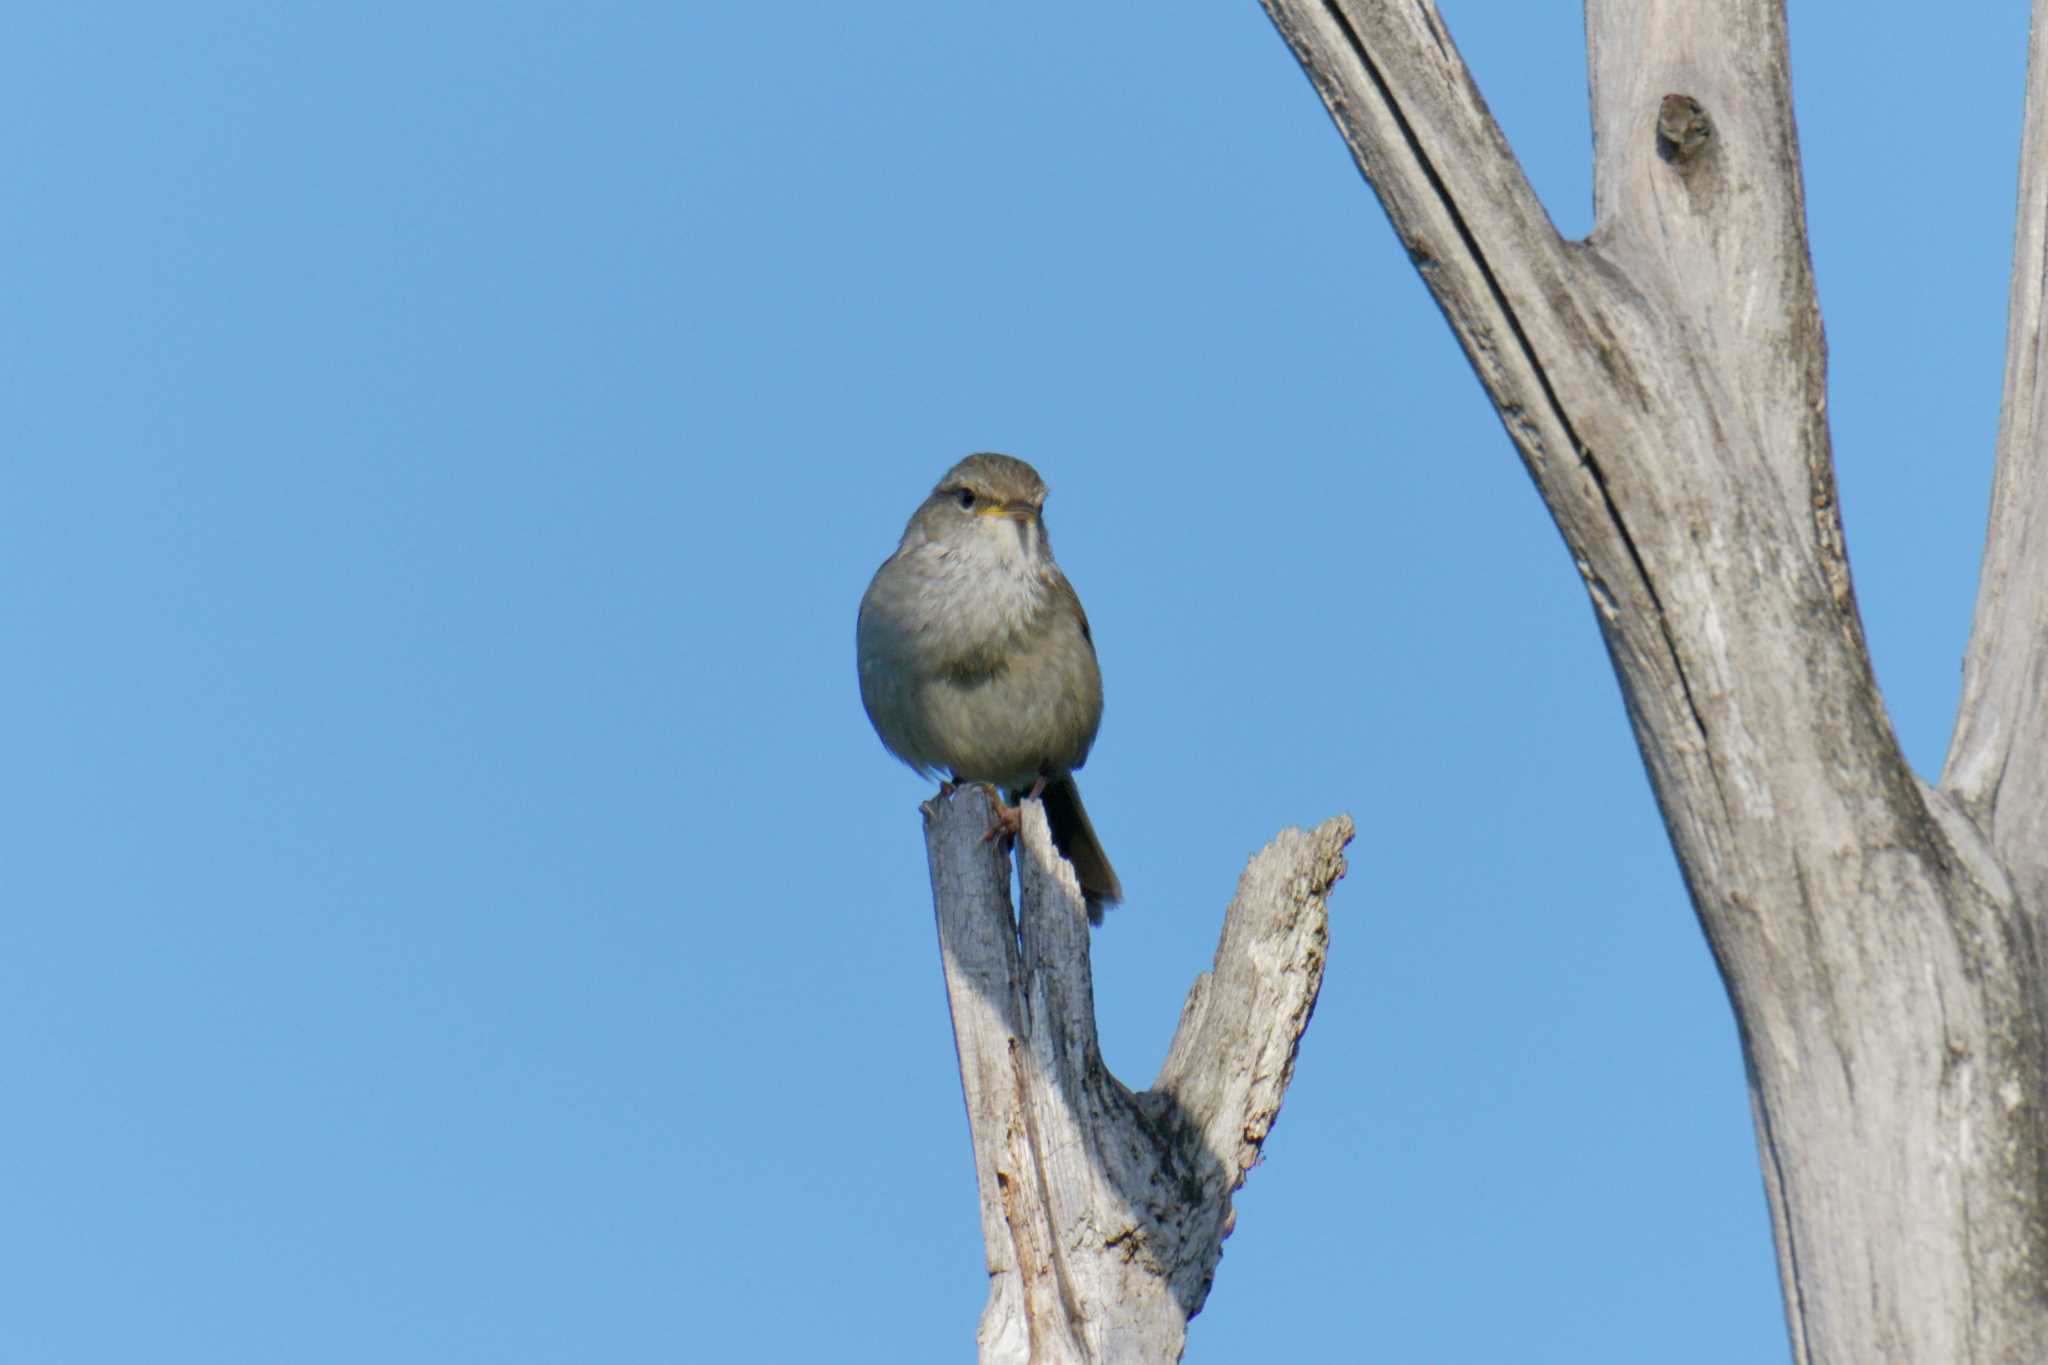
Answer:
(0, 4, 2025, 1361)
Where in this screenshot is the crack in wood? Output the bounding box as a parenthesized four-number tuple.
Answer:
(1320, 0, 1712, 749)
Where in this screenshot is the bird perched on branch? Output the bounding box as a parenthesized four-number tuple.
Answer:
(857, 453, 1122, 922)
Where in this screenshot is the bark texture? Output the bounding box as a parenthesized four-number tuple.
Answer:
(1257, 2, 2048, 1361)
(925, 785, 1349, 1364)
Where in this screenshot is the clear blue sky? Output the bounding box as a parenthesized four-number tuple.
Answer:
(1, 4, 2023, 1361)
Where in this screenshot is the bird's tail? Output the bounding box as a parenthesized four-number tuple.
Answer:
(1036, 774, 1122, 925)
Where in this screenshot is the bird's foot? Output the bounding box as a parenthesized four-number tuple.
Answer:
(980, 784, 1022, 848)
(919, 776, 962, 820)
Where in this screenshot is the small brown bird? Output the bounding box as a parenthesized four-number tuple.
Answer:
(857, 453, 1122, 921)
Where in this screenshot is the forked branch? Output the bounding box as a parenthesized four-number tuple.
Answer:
(925, 786, 1349, 1364)
(1257, 2, 2048, 1362)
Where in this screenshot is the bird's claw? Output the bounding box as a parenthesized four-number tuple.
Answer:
(980, 785, 1021, 847)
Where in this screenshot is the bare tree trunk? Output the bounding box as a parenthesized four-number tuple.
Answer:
(924, 785, 1349, 1363)
(1255, 2, 2048, 1360)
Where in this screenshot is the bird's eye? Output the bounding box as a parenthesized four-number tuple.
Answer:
(955, 489, 976, 510)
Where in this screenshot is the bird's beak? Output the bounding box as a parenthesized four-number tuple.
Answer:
(1000, 503, 1039, 523)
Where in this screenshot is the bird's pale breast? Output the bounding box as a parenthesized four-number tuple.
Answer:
(858, 537, 1101, 789)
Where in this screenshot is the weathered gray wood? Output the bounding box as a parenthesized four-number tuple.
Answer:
(925, 785, 1349, 1364)
(1257, 1, 2048, 1360)
(1948, 7, 2048, 919)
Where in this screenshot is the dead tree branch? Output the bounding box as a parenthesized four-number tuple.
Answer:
(1258, 2, 2048, 1359)
(925, 786, 1349, 1363)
